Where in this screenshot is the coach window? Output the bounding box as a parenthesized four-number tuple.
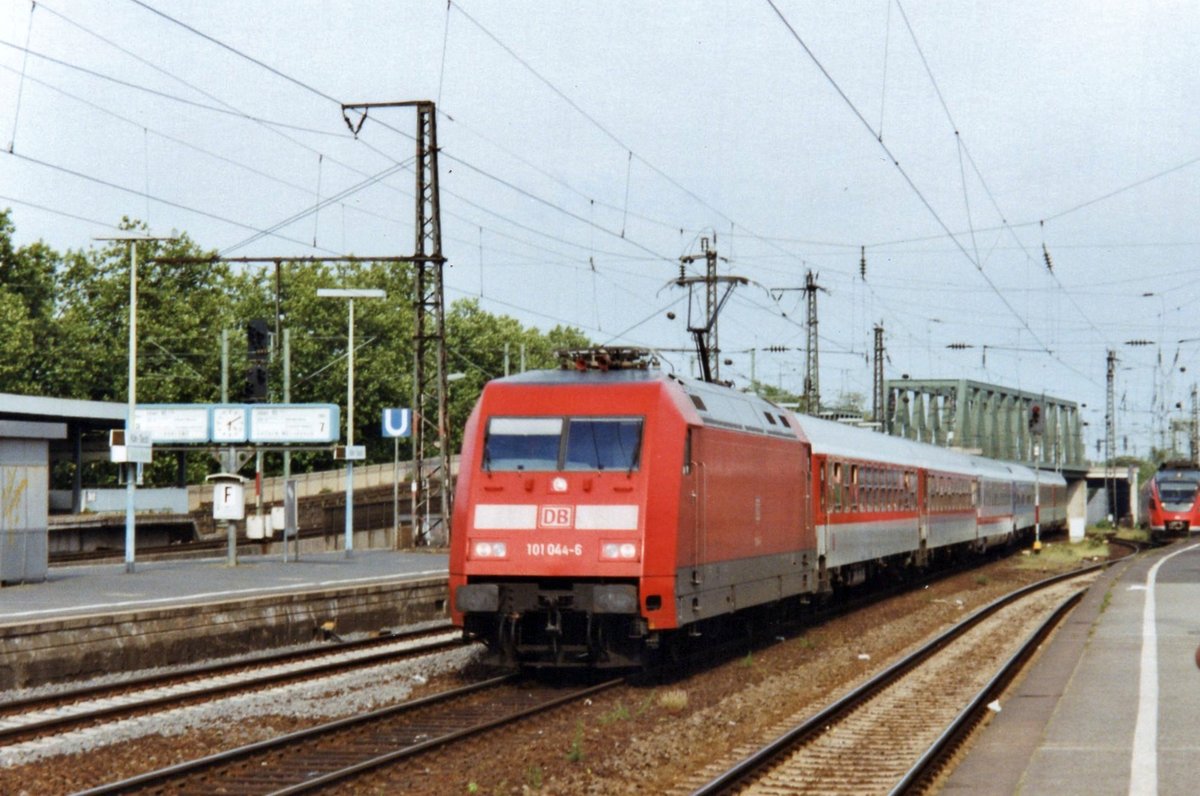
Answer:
(831, 462, 844, 512)
(682, 429, 693, 475)
(850, 465, 860, 511)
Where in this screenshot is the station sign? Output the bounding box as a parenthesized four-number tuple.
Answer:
(132, 403, 340, 444)
(249, 404, 339, 443)
(382, 408, 412, 438)
(209, 476, 246, 520)
(109, 428, 153, 464)
(134, 405, 209, 443)
(335, 444, 367, 461)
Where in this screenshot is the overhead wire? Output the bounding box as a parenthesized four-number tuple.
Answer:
(764, 0, 1060, 367)
(444, 0, 805, 264)
(13, 8, 653, 273)
(6, 0, 36, 153)
(891, 0, 1110, 379)
(121, 0, 684, 269)
(8, 150, 345, 254)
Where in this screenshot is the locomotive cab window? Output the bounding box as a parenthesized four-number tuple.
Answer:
(564, 418, 642, 471)
(483, 416, 643, 472)
(483, 417, 563, 471)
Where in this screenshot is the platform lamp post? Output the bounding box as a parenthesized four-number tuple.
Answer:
(94, 233, 175, 574)
(318, 288, 386, 558)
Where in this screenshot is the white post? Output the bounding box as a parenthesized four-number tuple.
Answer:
(346, 296, 355, 557)
(317, 288, 385, 559)
(1034, 442, 1042, 553)
(125, 240, 137, 573)
(94, 233, 174, 574)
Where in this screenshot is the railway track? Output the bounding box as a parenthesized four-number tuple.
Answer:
(76, 674, 623, 795)
(0, 624, 462, 745)
(685, 564, 1105, 795)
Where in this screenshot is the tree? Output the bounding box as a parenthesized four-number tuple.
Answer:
(0, 209, 60, 393)
(1, 212, 594, 486)
(0, 289, 36, 393)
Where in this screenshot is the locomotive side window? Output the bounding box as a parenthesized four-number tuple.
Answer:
(564, 418, 643, 471)
(484, 417, 564, 471)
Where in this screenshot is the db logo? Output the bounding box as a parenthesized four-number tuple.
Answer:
(539, 505, 574, 529)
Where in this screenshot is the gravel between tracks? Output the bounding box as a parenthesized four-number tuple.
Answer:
(0, 553, 1096, 795)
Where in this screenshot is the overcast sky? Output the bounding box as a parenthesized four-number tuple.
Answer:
(2, 1, 1198, 460)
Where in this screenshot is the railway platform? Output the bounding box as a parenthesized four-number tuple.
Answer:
(0, 549, 449, 691)
(945, 540, 1200, 795)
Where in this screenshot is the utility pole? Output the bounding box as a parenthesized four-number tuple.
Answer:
(873, 323, 885, 429)
(675, 237, 745, 383)
(1192, 383, 1198, 466)
(341, 99, 452, 548)
(804, 270, 825, 415)
(1106, 349, 1117, 521)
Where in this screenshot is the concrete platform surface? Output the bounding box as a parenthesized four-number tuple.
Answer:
(945, 541, 1200, 796)
(0, 550, 450, 689)
(0, 550, 448, 623)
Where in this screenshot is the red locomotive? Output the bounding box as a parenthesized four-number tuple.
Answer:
(1141, 462, 1200, 539)
(449, 348, 1066, 668)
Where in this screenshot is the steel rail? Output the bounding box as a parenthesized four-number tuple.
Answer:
(73, 674, 623, 795)
(690, 563, 1108, 796)
(889, 587, 1085, 794)
(267, 677, 625, 795)
(0, 625, 460, 742)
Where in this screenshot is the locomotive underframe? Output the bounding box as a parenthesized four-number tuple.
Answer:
(456, 578, 646, 668)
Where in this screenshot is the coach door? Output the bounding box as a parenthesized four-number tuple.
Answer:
(915, 470, 930, 565)
(682, 427, 705, 586)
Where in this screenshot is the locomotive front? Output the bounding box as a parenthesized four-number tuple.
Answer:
(450, 353, 688, 668)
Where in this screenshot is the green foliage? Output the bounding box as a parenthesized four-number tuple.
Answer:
(0, 213, 592, 488)
(566, 720, 585, 763)
(749, 380, 802, 407)
(598, 701, 631, 724)
(525, 765, 543, 790)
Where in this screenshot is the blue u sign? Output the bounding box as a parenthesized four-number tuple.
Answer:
(382, 408, 412, 438)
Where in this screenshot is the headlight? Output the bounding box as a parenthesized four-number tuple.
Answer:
(600, 541, 638, 560)
(473, 541, 507, 558)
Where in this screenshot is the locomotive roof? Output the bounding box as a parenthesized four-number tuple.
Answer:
(489, 369, 1065, 483)
(491, 368, 799, 440)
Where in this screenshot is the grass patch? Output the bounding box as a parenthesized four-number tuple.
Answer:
(1017, 536, 1109, 569)
(566, 721, 585, 763)
(657, 688, 689, 713)
(525, 765, 543, 790)
(598, 701, 631, 725)
(1113, 527, 1150, 543)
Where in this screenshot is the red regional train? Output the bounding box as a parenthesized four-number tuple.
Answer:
(449, 348, 1067, 669)
(1140, 462, 1200, 539)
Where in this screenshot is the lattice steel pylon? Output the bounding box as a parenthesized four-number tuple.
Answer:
(873, 323, 885, 429)
(341, 100, 451, 547)
(803, 270, 825, 414)
(411, 103, 451, 547)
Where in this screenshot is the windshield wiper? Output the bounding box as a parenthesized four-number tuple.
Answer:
(627, 432, 642, 477)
